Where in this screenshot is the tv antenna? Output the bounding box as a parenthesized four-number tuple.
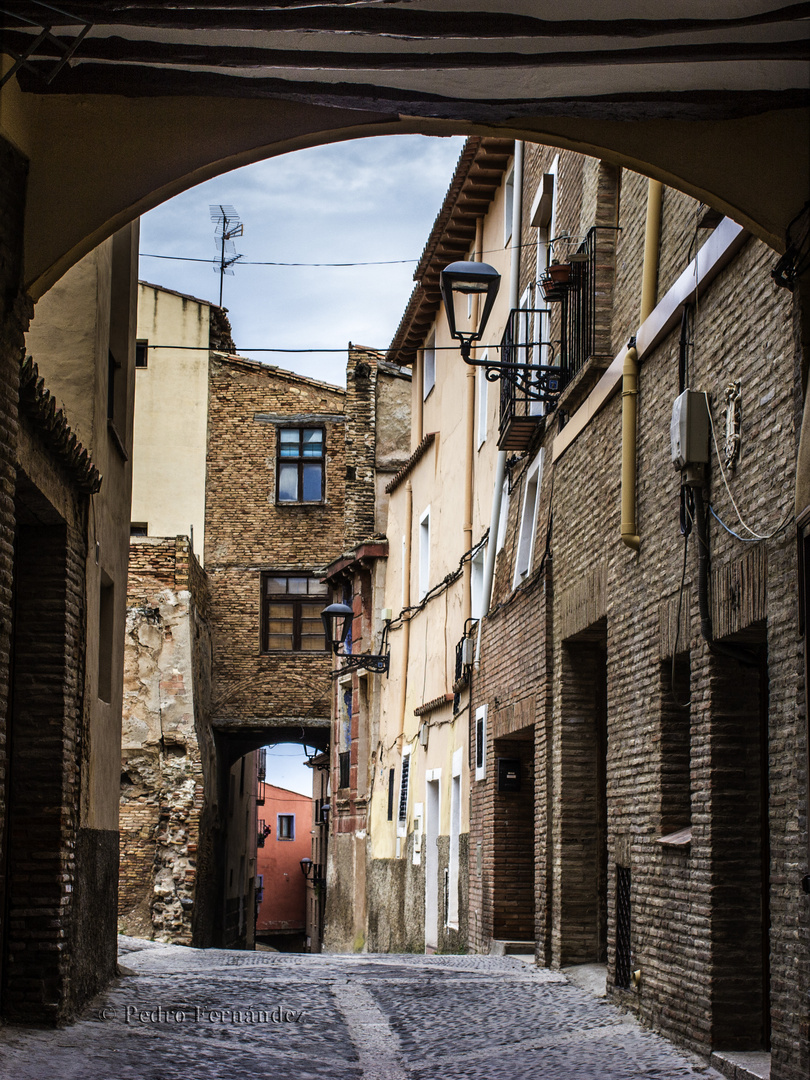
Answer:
(210, 204, 244, 306)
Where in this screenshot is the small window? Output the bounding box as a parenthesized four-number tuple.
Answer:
(477, 357, 488, 448)
(387, 767, 396, 821)
(423, 334, 436, 400)
(98, 575, 114, 703)
(130, 522, 148, 536)
(514, 450, 544, 586)
(504, 166, 515, 246)
(261, 574, 329, 652)
(277, 814, 295, 841)
(475, 705, 487, 781)
(135, 340, 148, 368)
(419, 507, 431, 600)
(496, 478, 510, 553)
(471, 544, 487, 620)
(277, 427, 325, 503)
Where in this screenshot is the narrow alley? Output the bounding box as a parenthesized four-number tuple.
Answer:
(0, 937, 725, 1080)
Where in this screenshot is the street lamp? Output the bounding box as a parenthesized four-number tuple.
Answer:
(439, 260, 501, 361)
(320, 601, 391, 676)
(321, 602, 353, 654)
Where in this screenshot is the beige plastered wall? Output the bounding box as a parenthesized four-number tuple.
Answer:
(369, 168, 513, 859)
(131, 284, 210, 560)
(24, 222, 139, 831)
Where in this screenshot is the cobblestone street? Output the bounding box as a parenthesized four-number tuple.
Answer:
(0, 937, 725, 1080)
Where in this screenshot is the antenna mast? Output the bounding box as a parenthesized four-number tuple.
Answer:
(209, 204, 244, 306)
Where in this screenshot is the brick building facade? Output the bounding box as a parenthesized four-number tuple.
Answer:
(332, 137, 809, 1080)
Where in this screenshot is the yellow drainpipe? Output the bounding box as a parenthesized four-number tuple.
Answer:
(397, 479, 412, 740)
(463, 217, 484, 624)
(620, 178, 662, 552)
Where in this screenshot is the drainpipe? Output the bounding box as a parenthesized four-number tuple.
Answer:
(620, 178, 662, 552)
(397, 479, 412, 739)
(463, 217, 484, 624)
(479, 140, 523, 630)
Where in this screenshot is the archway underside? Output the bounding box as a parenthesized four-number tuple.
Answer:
(0, 0, 807, 298)
(11, 95, 808, 300)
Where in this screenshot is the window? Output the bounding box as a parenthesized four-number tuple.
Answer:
(419, 507, 431, 599)
(261, 574, 329, 652)
(277, 427, 324, 503)
(477, 357, 488, 447)
(130, 522, 148, 536)
(496, 478, 510, 553)
(504, 165, 515, 245)
(471, 544, 487, 620)
(474, 705, 487, 781)
(135, 340, 148, 368)
(98, 574, 114, 703)
(387, 767, 396, 821)
(423, 333, 436, 400)
(514, 449, 544, 586)
(277, 814, 295, 841)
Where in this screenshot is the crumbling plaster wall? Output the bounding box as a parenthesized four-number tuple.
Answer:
(119, 538, 214, 944)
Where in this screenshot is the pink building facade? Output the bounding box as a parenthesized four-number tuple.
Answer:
(256, 783, 313, 938)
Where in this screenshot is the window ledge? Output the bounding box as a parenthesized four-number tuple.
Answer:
(656, 826, 692, 847)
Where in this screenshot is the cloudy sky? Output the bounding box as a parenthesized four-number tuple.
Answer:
(138, 134, 466, 387)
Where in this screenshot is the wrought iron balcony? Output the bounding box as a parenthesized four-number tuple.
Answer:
(497, 306, 567, 450)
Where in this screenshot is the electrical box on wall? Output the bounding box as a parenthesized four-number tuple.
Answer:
(670, 389, 710, 480)
(497, 758, 522, 793)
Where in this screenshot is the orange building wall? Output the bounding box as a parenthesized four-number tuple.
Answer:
(256, 783, 313, 933)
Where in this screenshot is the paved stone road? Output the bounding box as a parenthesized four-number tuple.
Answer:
(0, 938, 724, 1080)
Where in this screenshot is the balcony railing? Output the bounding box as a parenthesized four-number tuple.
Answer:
(497, 306, 566, 450)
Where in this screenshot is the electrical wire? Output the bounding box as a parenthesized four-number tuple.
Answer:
(670, 530, 691, 709)
(709, 503, 793, 543)
(704, 391, 792, 541)
(140, 237, 590, 270)
(386, 531, 488, 632)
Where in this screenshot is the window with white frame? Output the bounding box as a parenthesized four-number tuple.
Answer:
(496, 477, 510, 552)
(514, 449, 544, 586)
(419, 506, 431, 599)
(277, 814, 295, 840)
(471, 543, 487, 620)
(474, 705, 487, 781)
(503, 166, 514, 246)
(423, 333, 436, 400)
(477, 356, 488, 448)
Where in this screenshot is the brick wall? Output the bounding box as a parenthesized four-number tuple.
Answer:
(205, 357, 346, 727)
(472, 139, 807, 1077)
(0, 136, 32, 993)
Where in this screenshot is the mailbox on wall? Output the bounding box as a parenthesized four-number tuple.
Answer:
(497, 758, 522, 792)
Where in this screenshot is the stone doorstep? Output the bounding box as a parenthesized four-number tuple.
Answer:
(489, 939, 535, 956)
(710, 1051, 771, 1080)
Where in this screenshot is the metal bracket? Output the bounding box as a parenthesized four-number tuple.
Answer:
(333, 652, 390, 676)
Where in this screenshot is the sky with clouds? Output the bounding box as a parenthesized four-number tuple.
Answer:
(138, 134, 466, 387)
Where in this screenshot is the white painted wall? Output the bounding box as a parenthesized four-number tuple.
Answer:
(131, 283, 211, 561)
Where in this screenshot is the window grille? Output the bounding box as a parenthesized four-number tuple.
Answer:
(398, 756, 410, 823)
